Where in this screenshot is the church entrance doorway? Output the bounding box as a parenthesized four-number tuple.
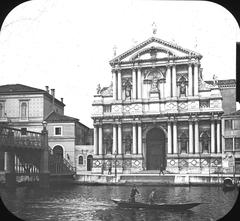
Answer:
(146, 128, 166, 170)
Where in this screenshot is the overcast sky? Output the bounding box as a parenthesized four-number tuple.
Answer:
(0, 0, 239, 127)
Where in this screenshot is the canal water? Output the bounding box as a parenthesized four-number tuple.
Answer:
(0, 185, 239, 221)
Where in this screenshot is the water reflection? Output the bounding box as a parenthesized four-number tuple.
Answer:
(0, 185, 238, 221)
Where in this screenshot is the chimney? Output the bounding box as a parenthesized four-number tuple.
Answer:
(51, 89, 55, 111)
(61, 98, 64, 103)
(45, 86, 49, 93)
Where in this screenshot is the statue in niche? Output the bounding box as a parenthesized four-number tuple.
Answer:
(202, 132, 209, 153)
(123, 78, 132, 99)
(105, 137, 112, 154)
(180, 81, 186, 96)
(150, 74, 159, 92)
(125, 135, 132, 154)
(180, 133, 187, 153)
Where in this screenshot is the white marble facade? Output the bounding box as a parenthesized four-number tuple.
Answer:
(91, 36, 223, 174)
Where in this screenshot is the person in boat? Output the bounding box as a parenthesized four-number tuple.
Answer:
(129, 184, 140, 203)
(149, 189, 156, 205)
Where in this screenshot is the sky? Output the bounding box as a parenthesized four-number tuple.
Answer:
(0, 0, 239, 128)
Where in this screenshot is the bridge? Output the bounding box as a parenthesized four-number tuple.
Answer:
(0, 124, 76, 188)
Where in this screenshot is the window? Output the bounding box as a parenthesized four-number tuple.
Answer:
(235, 138, 240, 150)
(0, 103, 3, 118)
(54, 127, 62, 135)
(225, 120, 232, 130)
(103, 105, 112, 113)
(21, 102, 27, 119)
(225, 138, 233, 150)
(78, 156, 83, 165)
(233, 119, 240, 130)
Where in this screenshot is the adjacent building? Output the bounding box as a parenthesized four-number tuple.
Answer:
(222, 110, 240, 174)
(91, 36, 236, 174)
(0, 84, 93, 172)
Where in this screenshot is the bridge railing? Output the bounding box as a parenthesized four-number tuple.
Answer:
(0, 126, 42, 149)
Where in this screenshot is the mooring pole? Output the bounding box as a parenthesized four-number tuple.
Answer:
(5, 130, 16, 188)
(39, 121, 50, 188)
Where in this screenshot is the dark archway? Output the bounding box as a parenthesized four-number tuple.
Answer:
(53, 145, 63, 159)
(87, 155, 93, 171)
(146, 128, 166, 170)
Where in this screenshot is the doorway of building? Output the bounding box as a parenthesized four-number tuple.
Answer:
(146, 127, 166, 170)
(53, 145, 63, 160)
(87, 155, 93, 171)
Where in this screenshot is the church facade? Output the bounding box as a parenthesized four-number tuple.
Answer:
(91, 36, 224, 174)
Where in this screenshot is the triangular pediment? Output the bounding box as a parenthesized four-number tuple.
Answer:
(109, 37, 202, 65)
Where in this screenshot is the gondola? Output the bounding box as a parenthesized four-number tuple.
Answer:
(222, 177, 236, 191)
(112, 199, 202, 210)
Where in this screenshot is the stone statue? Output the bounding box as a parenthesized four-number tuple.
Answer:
(151, 76, 159, 92)
(96, 84, 101, 94)
(180, 81, 186, 95)
(124, 78, 132, 99)
(213, 74, 218, 86)
(152, 22, 157, 35)
(125, 135, 132, 153)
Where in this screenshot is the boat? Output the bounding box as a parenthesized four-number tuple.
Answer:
(222, 177, 236, 191)
(112, 199, 202, 210)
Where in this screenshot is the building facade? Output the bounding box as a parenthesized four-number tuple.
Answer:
(91, 36, 228, 174)
(0, 84, 93, 172)
(222, 110, 240, 174)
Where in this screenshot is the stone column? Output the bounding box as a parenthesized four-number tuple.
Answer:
(194, 62, 199, 96)
(132, 124, 137, 154)
(211, 120, 215, 153)
(217, 120, 221, 153)
(113, 124, 117, 154)
(188, 63, 193, 96)
(165, 65, 171, 98)
(167, 121, 172, 154)
(112, 70, 117, 100)
(137, 123, 142, 154)
(132, 68, 137, 99)
(117, 69, 122, 100)
(137, 68, 142, 99)
(189, 120, 193, 154)
(118, 124, 122, 154)
(39, 127, 50, 188)
(94, 125, 98, 155)
(173, 121, 178, 154)
(194, 120, 199, 153)
(172, 64, 176, 97)
(98, 125, 103, 155)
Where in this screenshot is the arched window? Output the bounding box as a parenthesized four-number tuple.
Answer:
(78, 156, 83, 165)
(53, 145, 63, 159)
(180, 132, 188, 153)
(21, 102, 27, 119)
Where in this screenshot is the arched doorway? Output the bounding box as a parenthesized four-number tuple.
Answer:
(146, 128, 166, 170)
(53, 145, 63, 159)
(87, 155, 93, 171)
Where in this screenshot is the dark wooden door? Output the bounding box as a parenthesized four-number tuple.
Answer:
(146, 128, 165, 170)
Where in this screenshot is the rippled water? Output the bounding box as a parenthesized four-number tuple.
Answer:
(0, 185, 239, 221)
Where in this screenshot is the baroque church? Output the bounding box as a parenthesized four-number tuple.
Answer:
(91, 34, 225, 174)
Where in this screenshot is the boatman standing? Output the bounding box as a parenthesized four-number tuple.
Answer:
(149, 189, 156, 205)
(129, 184, 140, 203)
